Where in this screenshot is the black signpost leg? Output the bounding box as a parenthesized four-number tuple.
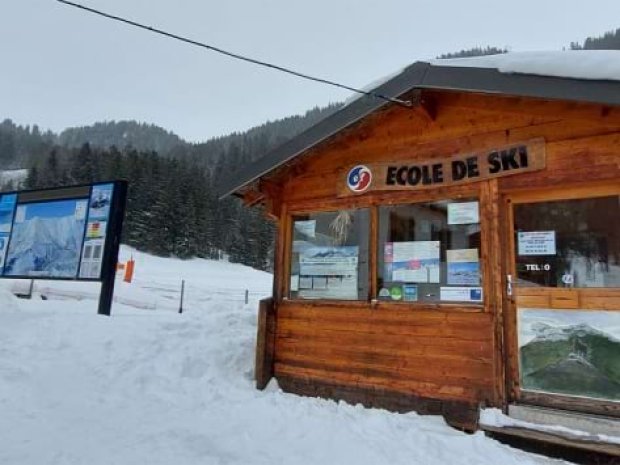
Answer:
(97, 181, 127, 316)
(98, 273, 116, 316)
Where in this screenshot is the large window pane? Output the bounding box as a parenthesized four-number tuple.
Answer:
(378, 200, 482, 303)
(290, 209, 369, 300)
(514, 196, 620, 288)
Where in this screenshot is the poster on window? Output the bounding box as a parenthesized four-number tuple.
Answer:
(384, 241, 440, 283)
(299, 246, 358, 276)
(518, 309, 620, 401)
(447, 248, 480, 285)
(297, 246, 358, 299)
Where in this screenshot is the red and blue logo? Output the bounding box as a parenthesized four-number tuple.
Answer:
(347, 165, 372, 193)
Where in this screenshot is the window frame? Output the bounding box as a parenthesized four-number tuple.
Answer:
(375, 198, 484, 307)
(282, 184, 488, 311)
(286, 208, 371, 302)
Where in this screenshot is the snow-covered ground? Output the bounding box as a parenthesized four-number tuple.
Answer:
(0, 169, 28, 188)
(0, 247, 568, 465)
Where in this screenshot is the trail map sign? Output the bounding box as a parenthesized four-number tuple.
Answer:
(0, 181, 127, 315)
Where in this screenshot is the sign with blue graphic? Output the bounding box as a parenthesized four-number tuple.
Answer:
(0, 182, 123, 281)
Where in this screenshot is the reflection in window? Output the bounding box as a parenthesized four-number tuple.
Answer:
(378, 200, 482, 303)
(514, 196, 620, 288)
(290, 209, 369, 300)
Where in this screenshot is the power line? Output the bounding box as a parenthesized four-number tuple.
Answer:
(56, 0, 412, 107)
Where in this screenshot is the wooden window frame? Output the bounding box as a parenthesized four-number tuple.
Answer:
(503, 181, 620, 416)
(282, 182, 490, 312)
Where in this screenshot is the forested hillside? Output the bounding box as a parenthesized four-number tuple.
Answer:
(570, 28, 620, 50)
(1, 103, 341, 270)
(58, 121, 184, 155)
(1, 30, 618, 269)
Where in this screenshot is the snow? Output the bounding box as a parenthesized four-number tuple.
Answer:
(430, 50, 620, 82)
(480, 408, 620, 445)
(0, 169, 28, 187)
(0, 247, 567, 465)
(342, 66, 406, 107)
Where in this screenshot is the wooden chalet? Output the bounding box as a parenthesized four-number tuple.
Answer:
(219, 52, 620, 454)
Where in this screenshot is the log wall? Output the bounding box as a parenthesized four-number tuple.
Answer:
(253, 91, 620, 426)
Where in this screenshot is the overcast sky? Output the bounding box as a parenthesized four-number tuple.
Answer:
(1, 0, 619, 142)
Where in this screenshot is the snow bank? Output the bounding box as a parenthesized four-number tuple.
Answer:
(0, 251, 563, 465)
(430, 50, 620, 82)
(0, 281, 20, 311)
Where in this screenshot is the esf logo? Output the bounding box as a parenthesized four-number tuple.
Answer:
(347, 165, 372, 193)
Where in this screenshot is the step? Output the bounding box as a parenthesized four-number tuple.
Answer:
(479, 406, 620, 457)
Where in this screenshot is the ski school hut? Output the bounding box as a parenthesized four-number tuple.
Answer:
(219, 52, 620, 449)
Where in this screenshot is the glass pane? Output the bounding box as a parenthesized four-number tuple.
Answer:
(378, 200, 482, 303)
(514, 196, 620, 288)
(290, 209, 369, 300)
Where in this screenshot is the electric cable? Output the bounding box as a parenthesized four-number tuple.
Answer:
(56, 0, 412, 107)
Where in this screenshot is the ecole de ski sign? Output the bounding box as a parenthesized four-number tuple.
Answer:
(342, 138, 546, 195)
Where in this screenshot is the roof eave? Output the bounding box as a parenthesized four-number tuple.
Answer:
(219, 61, 620, 199)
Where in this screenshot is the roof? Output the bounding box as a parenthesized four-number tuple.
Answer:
(219, 51, 620, 198)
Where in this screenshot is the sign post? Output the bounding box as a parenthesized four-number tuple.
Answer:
(97, 181, 127, 316)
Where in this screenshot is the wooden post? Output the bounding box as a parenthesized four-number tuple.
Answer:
(255, 297, 275, 389)
(245, 289, 249, 305)
(178, 280, 185, 314)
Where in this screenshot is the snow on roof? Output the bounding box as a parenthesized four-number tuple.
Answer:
(430, 50, 620, 82)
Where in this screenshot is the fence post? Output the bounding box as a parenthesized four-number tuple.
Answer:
(245, 289, 249, 305)
(179, 280, 185, 314)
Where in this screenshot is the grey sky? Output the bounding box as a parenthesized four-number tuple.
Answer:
(1, 0, 619, 142)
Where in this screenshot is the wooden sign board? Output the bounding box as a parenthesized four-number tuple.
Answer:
(339, 138, 546, 196)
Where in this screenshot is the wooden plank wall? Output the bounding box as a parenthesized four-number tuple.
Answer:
(274, 302, 494, 428)
(257, 91, 620, 426)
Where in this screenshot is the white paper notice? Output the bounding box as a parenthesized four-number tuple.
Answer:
(389, 241, 440, 283)
(392, 241, 440, 261)
(14, 205, 26, 224)
(294, 220, 316, 238)
(299, 276, 313, 289)
(518, 231, 556, 256)
(0, 236, 8, 267)
(447, 202, 479, 225)
(440, 287, 483, 302)
(75, 200, 87, 220)
(298, 276, 358, 300)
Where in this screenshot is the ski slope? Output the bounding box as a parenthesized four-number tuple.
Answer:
(0, 247, 568, 465)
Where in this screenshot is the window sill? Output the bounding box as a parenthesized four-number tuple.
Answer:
(281, 298, 485, 313)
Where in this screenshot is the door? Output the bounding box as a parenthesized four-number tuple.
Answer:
(504, 184, 620, 416)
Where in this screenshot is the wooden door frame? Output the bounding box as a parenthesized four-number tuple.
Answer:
(501, 181, 620, 417)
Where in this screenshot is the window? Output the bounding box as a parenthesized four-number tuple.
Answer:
(377, 200, 482, 303)
(290, 209, 369, 300)
(514, 196, 620, 288)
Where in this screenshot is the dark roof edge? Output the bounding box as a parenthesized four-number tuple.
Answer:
(219, 61, 620, 198)
(217, 62, 430, 198)
(419, 62, 620, 106)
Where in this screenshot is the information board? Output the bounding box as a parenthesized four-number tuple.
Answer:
(0, 181, 127, 315)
